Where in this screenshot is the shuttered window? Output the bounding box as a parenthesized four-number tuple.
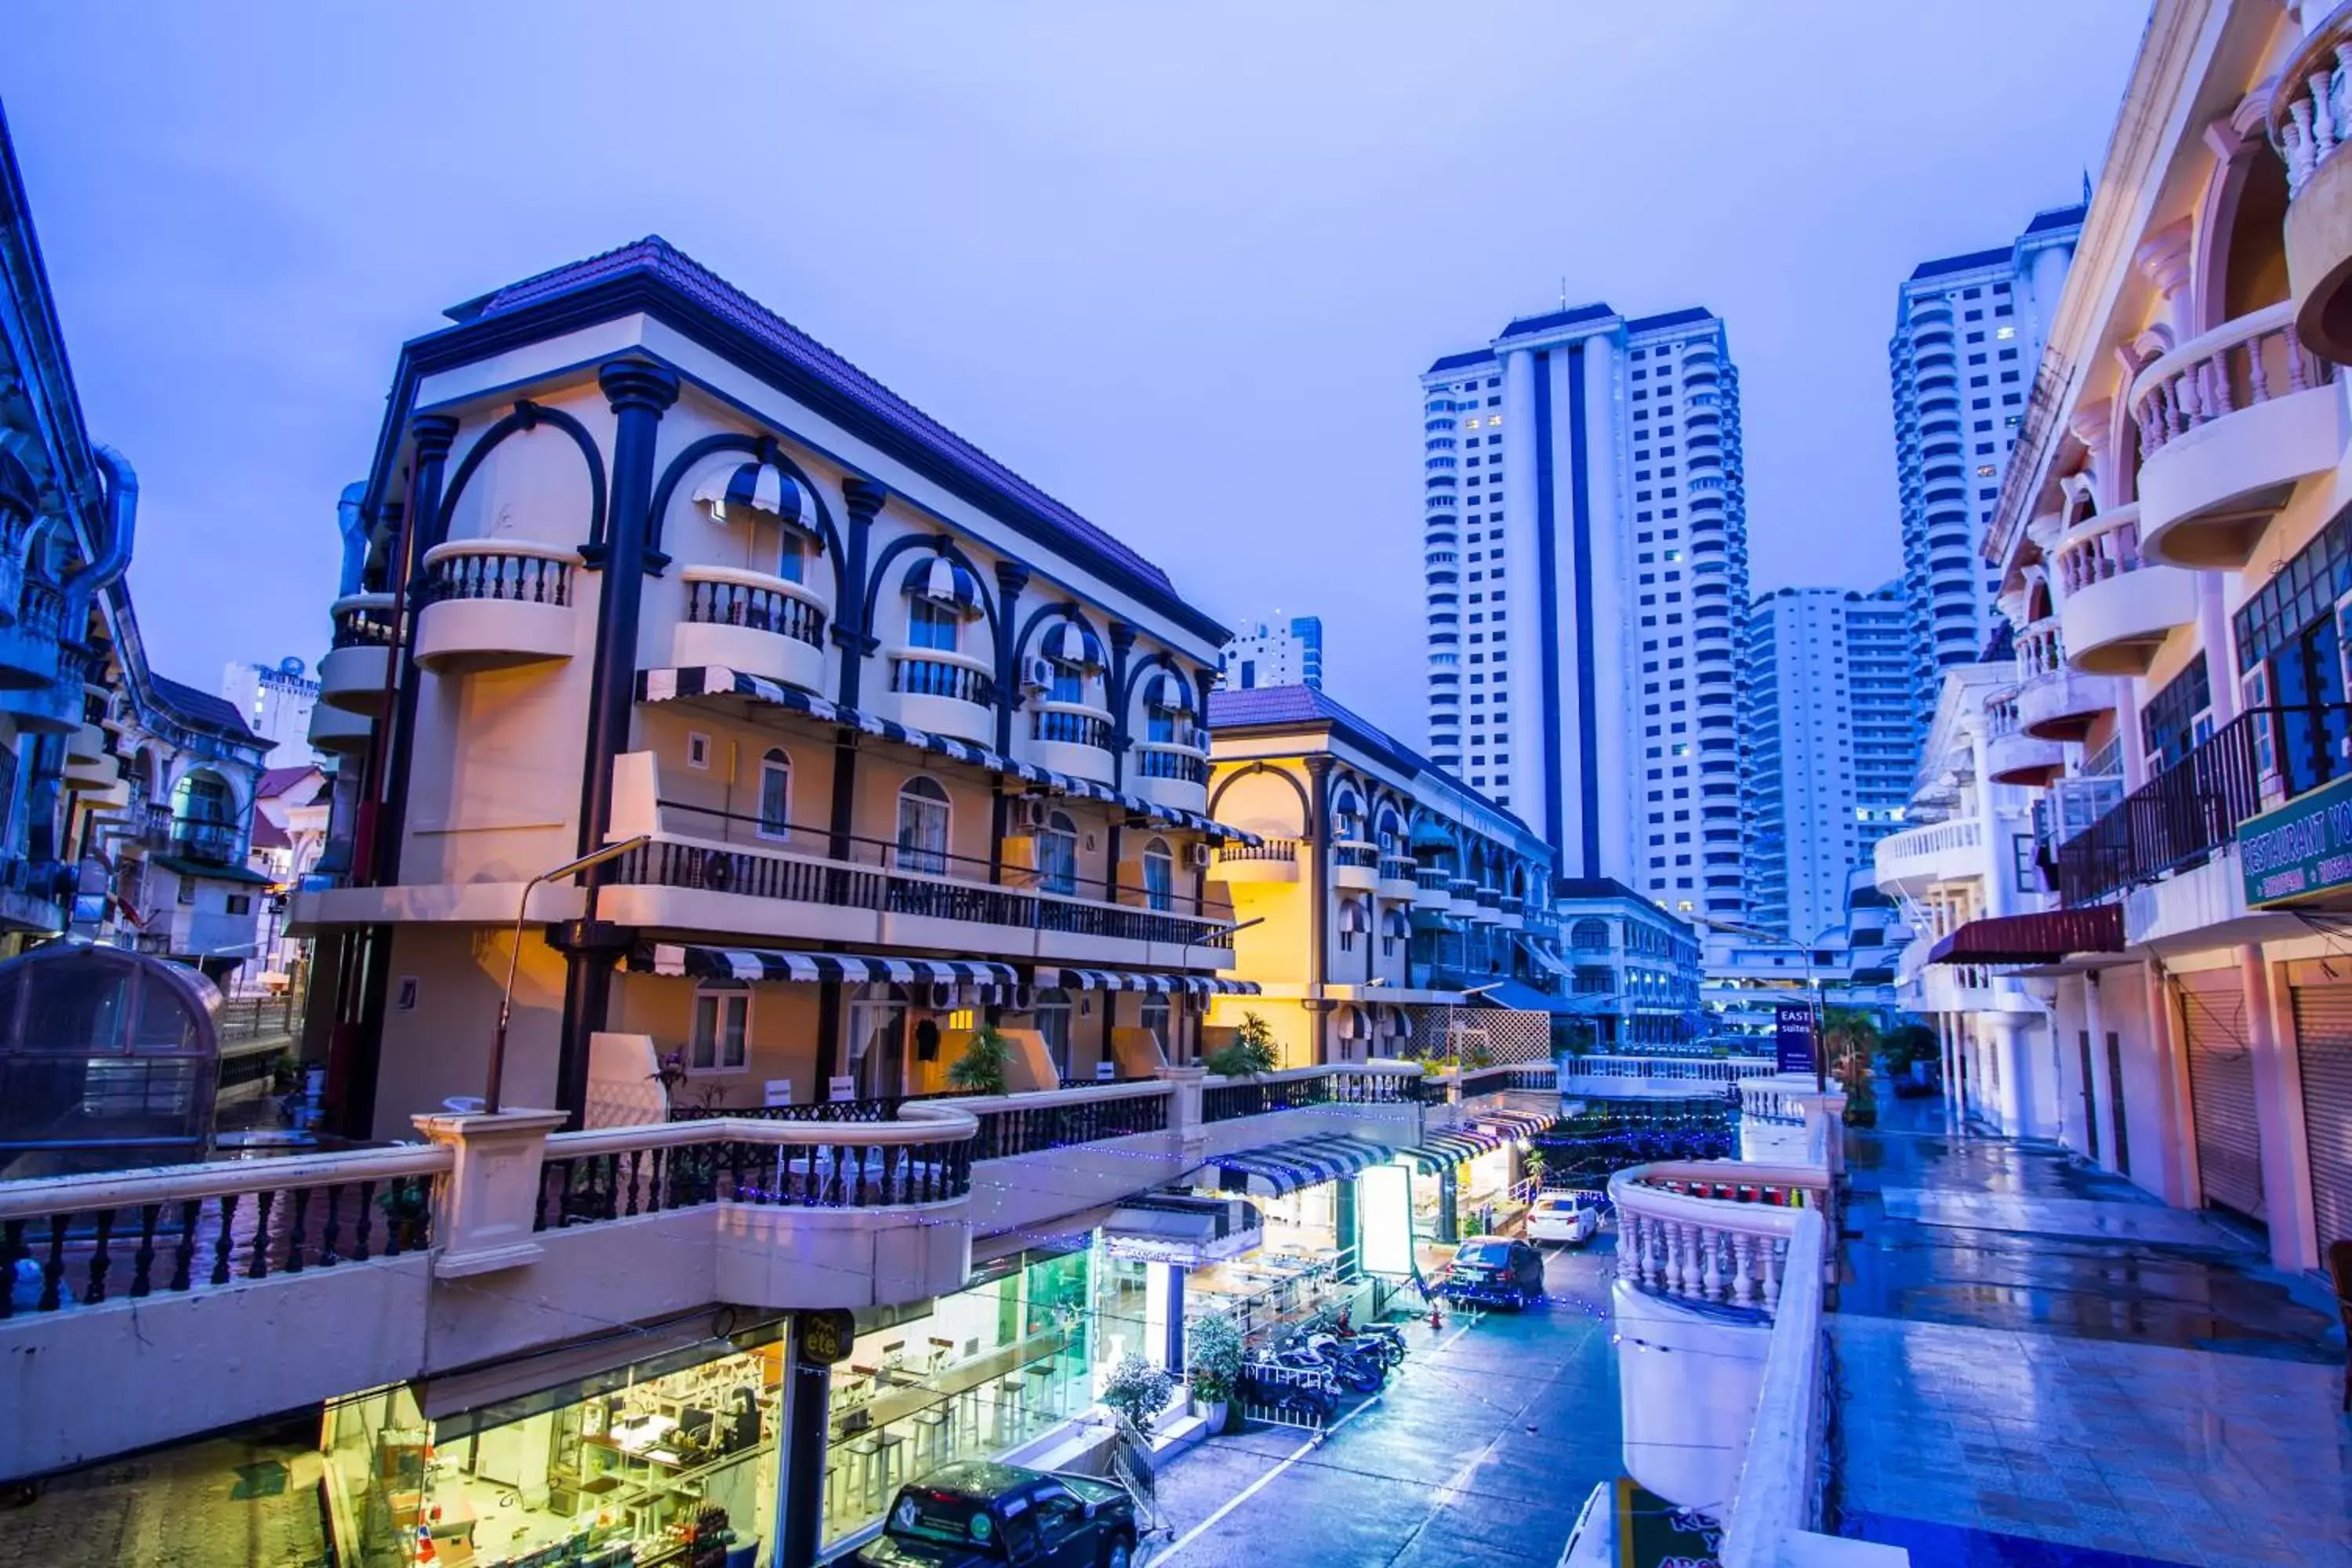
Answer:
(2177, 973, 2265, 1221)
(2289, 978, 2352, 1257)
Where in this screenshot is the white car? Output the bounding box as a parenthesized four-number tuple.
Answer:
(1524, 1193, 1602, 1247)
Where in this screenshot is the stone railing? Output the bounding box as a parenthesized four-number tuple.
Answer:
(2269, 14, 2352, 197)
(1871, 816, 1981, 880)
(1561, 1055, 1777, 1083)
(420, 538, 578, 607)
(328, 591, 399, 649)
(2016, 615, 2063, 681)
(2051, 503, 2143, 595)
(1718, 1209, 1833, 1568)
(1609, 1160, 1829, 1310)
(2129, 300, 2330, 459)
(1199, 1060, 1425, 1123)
(1738, 1079, 1806, 1127)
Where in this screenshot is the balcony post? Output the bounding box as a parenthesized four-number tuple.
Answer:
(989, 562, 1029, 885)
(411, 1108, 568, 1277)
(370, 415, 459, 887)
(1305, 755, 1335, 1064)
(1156, 1062, 1206, 1157)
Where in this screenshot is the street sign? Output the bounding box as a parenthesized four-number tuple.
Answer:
(1773, 1003, 1815, 1076)
(2240, 770, 2352, 907)
(1614, 1476, 1722, 1568)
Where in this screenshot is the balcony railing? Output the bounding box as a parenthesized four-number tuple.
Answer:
(1414, 867, 1450, 891)
(1200, 1064, 1422, 1123)
(683, 572, 825, 649)
(1216, 839, 1298, 864)
(1379, 856, 1417, 883)
(2272, 27, 2352, 198)
(2053, 508, 2143, 594)
(2016, 617, 2063, 681)
(2055, 704, 2352, 905)
(891, 650, 994, 707)
(1610, 1160, 1834, 1307)
(2129, 301, 2328, 459)
(422, 542, 575, 608)
(1131, 743, 1209, 785)
(328, 593, 398, 649)
(170, 818, 242, 866)
(1334, 843, 1379, 870)
(1031, 704, 1111, 750)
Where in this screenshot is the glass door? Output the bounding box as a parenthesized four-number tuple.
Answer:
(2267, 614, 2350, 800)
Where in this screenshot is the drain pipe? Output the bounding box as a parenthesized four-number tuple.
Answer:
(64, 444, 137, 626)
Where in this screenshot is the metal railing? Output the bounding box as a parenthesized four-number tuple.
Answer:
(2054, 704, 2352, 906)
(683, 574, 825, 648)
(1199, 1064, 1421, 1123)
(1215, 839, 1298, 864)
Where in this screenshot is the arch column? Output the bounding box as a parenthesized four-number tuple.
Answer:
(1305, 754, 1335, 1065)
(989, 562, 1029, 884)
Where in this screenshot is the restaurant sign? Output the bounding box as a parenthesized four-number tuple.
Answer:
(2240, 771, 2352, 908)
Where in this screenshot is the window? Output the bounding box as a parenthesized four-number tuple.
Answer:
(775, 536, 806, 584)
(896, 776, 951, 875)
(225, 892, 252, 916)
(1142, 837, 1174, 911)
(687, 732, 711, 770)
(909, 596, 960, 652)
(1033, 988, 1074, 1076)
(691, 988, 750, 1073)
(1039, 811, 1079, 895)
(758, 747, 792, 840)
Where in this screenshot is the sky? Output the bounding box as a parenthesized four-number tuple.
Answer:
(3, 2, 2147, 746)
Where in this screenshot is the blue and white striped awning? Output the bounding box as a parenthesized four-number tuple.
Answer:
(1472, 1106, 1556, 1141)
(902, 554, 984, 616)
(691, 459, 824, 545)
(637, 666, 1262, 844)
(1044, 619, 1106, 670)
(1190, 1134, 1392, 1199)
(628, 942, 1018, 987)
(1396, 1125, 1506, 1174)
(1042, 967, 1261, 998)
(1138, 670, 1195, 713)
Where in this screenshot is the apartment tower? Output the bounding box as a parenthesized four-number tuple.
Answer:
(1421, 304, 1749, 921)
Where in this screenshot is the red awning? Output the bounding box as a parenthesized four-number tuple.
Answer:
(1926, 906, 2124, 966)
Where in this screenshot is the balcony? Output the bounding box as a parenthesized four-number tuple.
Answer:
(1472, 886, 1503, 925)
(2050, 504, 2198, 677)
(1413, 866, 1451, 908)
(2274, 13, 2352, 365)
(2055, 704, 2352, 906)
(887, 648, 996, 746)
(1128, 741, 1209, 815)
(0, 575, 63, 695)
(413, 540, 582, 674)
(1333, 840, 1379, 892)
(307, 702, 375, 757)
(1447, 877, 1480, 917)
(318, 592, 397, 713)
(2013, 618, 2111, 742)
(1984, 691, 2063, 786)
(1872, 816, 1984, 897)
(168, 818, 244, 867)
(1377, 855, 1417, 901)
(2132, 303, 2344, 568)
(670, 566, 827, 693)
(1027, 701, 1114, 782)
(1209, 838, 1298, 884)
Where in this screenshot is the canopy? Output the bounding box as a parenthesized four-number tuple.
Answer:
(628, 943, 1016, 987)
(1040, 967, 1261, 998)
(691, 459, 824, 546)
(1186, 1134, 1392, 1198)
(1472, 1107, 1556, 1141)
(1395, 1125, 1506, 1174)
(1044, 619, 1107, 670)
(1515, 935, 1572, 979)
(901, 554, 985, 616)
(1926, 906, 2124, 966)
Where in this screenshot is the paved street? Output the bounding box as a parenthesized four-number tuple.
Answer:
(1833, 1095, 2352, 1568)
(1142, 1241, 1622, 1568)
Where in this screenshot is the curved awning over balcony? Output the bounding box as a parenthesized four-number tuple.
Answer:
(628, 942, 1018, 986)
(1472, 1107, 1555, 1141)
(640, 666, 1261, 844)
(1187, 1134, 1393, 1198)
(1924, 906, 2123, 966)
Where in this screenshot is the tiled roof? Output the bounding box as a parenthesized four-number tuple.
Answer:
(249, 816, 292, 851)
(1907, 246, 2013, 283)
(1624, 307, 1716, 335)
(1207, 684, 1534, 839)
(445, 236, 1177, 596)
(149, 673, 252, 738)
(256, 764, 320, 798)
(1497, 303, 1615, 340)
(1426, 349, 1497, 375)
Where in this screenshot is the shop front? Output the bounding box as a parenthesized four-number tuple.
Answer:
(1174, 1134, 1394, 1341)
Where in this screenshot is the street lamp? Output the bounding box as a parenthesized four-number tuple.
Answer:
(485, 834, 652, 1114)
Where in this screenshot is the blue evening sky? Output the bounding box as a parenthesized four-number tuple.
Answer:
(3, 2, 2144, 743)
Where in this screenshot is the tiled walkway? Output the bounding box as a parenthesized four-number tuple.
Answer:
(1832, 1097, 2350, 1568)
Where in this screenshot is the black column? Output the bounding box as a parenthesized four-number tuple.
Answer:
(371, 416, 459, 885)
(554, 359, 679, 1123)
(1305, 754, 1334, 1065)
(817, 481, 886, 1097)
(777, 1316, 836, 1568)
(989, 562, 1029, 884)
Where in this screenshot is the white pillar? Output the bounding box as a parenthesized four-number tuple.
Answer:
(1994, 1016, 2031, 1136)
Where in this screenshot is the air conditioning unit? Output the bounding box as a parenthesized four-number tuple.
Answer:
(924, 980, 958, 1011)
(1022, 656, 1056, 694)
(700, 852, 735, 893)
(1007, 983, 1036, 1013)
(1186, 843, 1213, 871)
(1013, 797, 1051, 833)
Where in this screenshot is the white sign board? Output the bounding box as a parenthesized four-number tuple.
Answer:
(764, 1079, 794, 1108)
(826, 1075, 858, 1102)
(1094, 1062, 1117, 1082)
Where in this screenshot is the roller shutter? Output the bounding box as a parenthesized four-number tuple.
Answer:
(2289, 979, 2352, 1257)
(2176, 973, 2265, 1221)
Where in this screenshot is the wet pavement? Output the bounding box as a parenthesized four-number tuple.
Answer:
(0, 1428, 328, 1567)
(1832, 1094, 2352, 1567)
(1143, 1240, 1622, 1567)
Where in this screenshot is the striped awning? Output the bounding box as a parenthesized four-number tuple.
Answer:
(1042, 967, 1261, 999)
(1044, 619, 1107, 670)
(1189, 1134, 1391, 1199)
(1396, 1125, 1505, 1174)
(629, 942, 1018, 987)
(637, 666, 1262, 844)
(1138, 671, 1194, 713)
(1376, 1004, 1413, 1039)
(902, 554, 985, 616)
(1515, 936, 1571, 979)
(1472, 1107, 1556, 1141)
(691, 459, 824, 545)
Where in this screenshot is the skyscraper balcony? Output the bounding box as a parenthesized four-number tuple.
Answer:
(2131, 303, 2344, 568)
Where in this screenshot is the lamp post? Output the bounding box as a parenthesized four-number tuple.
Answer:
(485, 834, 652, 1114)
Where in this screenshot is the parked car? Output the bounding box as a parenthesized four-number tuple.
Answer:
(857, 1461, 1138, 1567)
(1524, 1192, 1602, 1247)
(1434, 1235, 1548, 1308)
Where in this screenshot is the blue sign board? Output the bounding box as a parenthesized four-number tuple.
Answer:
(1774, 1004, 1815, 1076)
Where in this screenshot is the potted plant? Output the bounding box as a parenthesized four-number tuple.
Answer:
(947, 1024, 1014, 1094)
(1102, 1352, 1177, 1439)
(1185, 1314, 1244, 1434)
(1203, 1011, 1277, 1079)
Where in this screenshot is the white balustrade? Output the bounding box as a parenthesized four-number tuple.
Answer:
(2273, 33, 2352, 197)
(2129, 301, 2330, 459)
(2016, 617, 2064, 681)
(1608, 1160, 1828, 1312)
(2052, 506, 2143, 596)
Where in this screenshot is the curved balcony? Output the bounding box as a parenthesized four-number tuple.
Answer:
(66, 703, 106, 764)
(1027, 700, 1114, 782)
(318, 592, 397, 713)
(1377, 856, 1417, 902)
(0, 575, 64, 691)
(670, 566, 827, 693)
(1984, 694, 2065, 785)
(308, 702, 375, 757)
(413, 541, 582, 675)
(2050, 506, 2197, 677)
(1413, 866, 1451, 909)
(2013, 619, 2111, 742)
(887, 648, 997, 746)
(1872, 816, 1983, 897)
(1333, 840, 1380, 892)
(1130, 740, 1209, 815)
(2132, 303, 2345, 568)
(1446, 877, 1480, 917)
(2274, 13, 2352, 364)
(64, 745, 122, 794)
(1209, 837, 1298, 884)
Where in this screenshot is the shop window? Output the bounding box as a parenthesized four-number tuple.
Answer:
(691, 987, 750, 1073)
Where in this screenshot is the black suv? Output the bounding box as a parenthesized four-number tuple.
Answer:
(1434, 1235, 1548, 1308)
(856, 1461, 1138, 1568)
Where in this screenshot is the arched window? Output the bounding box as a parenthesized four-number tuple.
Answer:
(1332, 787, 1363, 841)
(1381, 907, 1410, 957)
(896, 776, 951, 876)
(1039, 811, 1079, 896)
(1139, 670, 1194, 746)
(1571, 918, 1610, 953)
(757, 747, 791, 840)
(1142, 837, 1174, 912)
